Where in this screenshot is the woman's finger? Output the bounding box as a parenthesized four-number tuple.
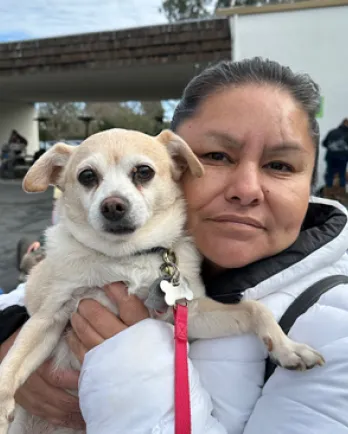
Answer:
(71, 311, 104, 350)
(39, 359, 79, 391)
(48, 412, 86, 431)
(66, 330, 88, 365)
(17, 387, 85, 429)
(105, 283, 150, 326)
(15, 368, 84, 429)
(77, 298, 127, 339)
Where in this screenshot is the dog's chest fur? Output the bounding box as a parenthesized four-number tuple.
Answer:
(24, 223, 204, 368)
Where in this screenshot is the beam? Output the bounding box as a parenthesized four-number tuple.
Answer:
(216, 0, 348, 17)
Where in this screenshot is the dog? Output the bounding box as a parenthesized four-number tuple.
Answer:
(0, 129, 324, 434)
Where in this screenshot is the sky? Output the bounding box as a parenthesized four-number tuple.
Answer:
(0, 0, 177, 116)
(0, 0, 166, 42)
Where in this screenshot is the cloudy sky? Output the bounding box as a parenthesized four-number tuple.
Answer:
(0, 0, 166, 42)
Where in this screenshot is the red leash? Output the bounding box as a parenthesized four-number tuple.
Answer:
(174, 304, 191, 434)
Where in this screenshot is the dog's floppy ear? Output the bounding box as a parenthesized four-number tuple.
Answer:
(156, 129, 204, 180)
(23, 142, 75, 193)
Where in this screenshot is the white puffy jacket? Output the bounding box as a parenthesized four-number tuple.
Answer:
(2, 197, 348, 434)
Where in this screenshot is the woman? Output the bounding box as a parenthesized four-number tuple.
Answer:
(1, 57, 348, 433)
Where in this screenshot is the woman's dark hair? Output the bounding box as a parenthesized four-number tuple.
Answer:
(171, 57, 321, 187)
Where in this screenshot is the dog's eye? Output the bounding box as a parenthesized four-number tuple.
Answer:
(78, 169, 98, 187)
(132, 165, 155, 183)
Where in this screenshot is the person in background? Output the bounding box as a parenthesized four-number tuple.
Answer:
(32, 147, 46, 164)
(323, 118, 348, 188)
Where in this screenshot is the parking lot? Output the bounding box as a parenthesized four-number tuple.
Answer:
(0, 179, 52, 293)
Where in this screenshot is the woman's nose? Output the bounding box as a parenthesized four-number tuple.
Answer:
(224, 163, 264, 206)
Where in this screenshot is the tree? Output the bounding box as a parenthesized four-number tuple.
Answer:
(85, 101, 169, 136)
(160, 0, 212, 22)
(160, 0, 302, 20)
(37, 101, 169, 141)
(37, 102, 85, 141)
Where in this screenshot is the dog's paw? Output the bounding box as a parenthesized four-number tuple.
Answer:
(269, 338, 325, 371)
(0, 393, 15, 433)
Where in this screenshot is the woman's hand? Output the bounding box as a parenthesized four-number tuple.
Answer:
(0, 283, 146, 428)
(68, 282, 150, 364)
(0, 330, 84, 429)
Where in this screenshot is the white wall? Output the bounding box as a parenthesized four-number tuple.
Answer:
(232, 5, 348, 187)
(0, 102, 39, 156)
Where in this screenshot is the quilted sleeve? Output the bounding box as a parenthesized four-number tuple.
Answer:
(244, 284, 348, 434)
(79, 318, 228, 434)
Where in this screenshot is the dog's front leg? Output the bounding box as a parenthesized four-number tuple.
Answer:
(0, 314, 66, 433)
(188, 298, 325, 371)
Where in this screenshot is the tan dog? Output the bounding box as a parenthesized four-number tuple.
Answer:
(0, 129, 324, 434)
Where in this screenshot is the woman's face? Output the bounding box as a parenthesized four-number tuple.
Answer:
(178, 84, 316, 269)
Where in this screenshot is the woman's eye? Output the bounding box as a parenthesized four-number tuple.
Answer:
(202, 152, 231, 162)
(265, 161, 294, 172)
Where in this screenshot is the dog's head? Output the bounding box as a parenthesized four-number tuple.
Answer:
(23, 129, 203, 255)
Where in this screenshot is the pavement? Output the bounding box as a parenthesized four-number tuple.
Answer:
(0, 179, 52, 293)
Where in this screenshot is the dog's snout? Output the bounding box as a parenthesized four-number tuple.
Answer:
(101, 197, 129, 222)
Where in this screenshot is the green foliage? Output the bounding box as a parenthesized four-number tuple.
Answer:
(160, 0, 302, 21)
(86, 101, 169, 136)
(160, 0, 212, 22)
(37, 102, 85, 141)
(37, 101, 169, 141)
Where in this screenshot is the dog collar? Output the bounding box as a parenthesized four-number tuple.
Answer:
(132, 246, 169, 257)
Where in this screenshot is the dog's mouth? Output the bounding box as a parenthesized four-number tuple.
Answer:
(103, 224, 137, 235)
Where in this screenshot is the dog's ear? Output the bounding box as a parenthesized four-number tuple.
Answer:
(23, 142, 75, 193)
(156, 129, 204, 180)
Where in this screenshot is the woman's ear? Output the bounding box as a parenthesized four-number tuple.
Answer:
(23, 142, 75, 193)
(156, 129, 204, 180)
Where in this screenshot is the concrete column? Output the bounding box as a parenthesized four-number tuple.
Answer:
(0, 102, 39, 156)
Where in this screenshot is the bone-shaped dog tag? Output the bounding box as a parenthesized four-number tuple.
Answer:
(145, 277, 169, 312)
(160, 279, 193, 306)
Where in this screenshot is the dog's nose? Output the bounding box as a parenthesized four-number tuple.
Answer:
(101, 196, 129, 222)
